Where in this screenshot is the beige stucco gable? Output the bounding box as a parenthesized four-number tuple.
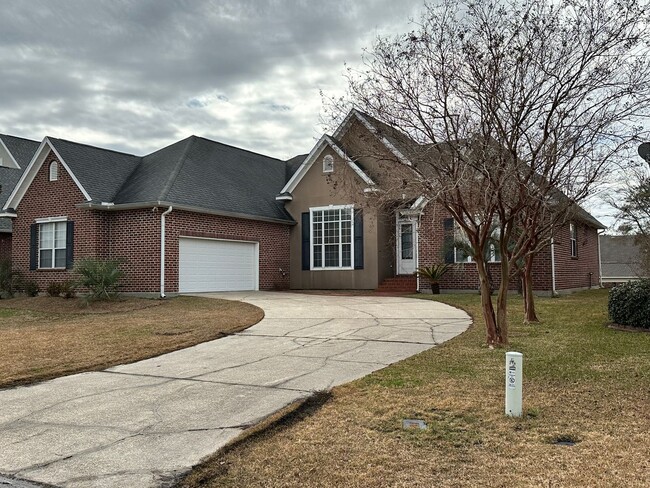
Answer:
(282, 129, 395, 290)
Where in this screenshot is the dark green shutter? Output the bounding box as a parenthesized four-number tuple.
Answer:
(443, 218, 454, 264)
(66, 220, 74, 269)
(354, 210, 364, 269)
(301, 212, 310, 270)
(29, 223, 38, 270)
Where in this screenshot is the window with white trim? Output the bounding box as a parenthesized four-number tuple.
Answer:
(454, 223, 501, 263)
(322, 154, 334, 173)
(49, 161, 59, 181)
(39, 221, 67, 268)
(570, 222, 577, 258)
(311, 205, 353, 269)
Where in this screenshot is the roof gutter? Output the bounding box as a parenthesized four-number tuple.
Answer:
(77, 201, 296, 225)
(160, 206, 172, 299)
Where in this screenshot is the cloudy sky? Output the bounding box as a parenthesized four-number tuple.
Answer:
(0, 0, 423, 159)
(0, 0, 632, 227)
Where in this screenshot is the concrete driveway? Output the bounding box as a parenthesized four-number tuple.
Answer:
(0, 292, 470, 488)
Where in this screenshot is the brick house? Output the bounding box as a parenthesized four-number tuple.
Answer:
(599, 235, 649, 286)
(0, 110, 603, 295)
(281, 110, 603, 295)
(0, 134, 40, 262)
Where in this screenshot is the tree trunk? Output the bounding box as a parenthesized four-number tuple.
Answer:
(523, 255, 539, 323)
(474, 257, 507, 346)
(495, 258, 509, 345)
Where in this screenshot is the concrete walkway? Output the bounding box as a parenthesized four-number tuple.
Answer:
(0, 292, 470, 488)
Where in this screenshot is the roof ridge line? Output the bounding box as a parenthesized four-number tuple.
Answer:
(157, 136, 196, 202)
(47, 136, 140, 157)
(191, 135, 284, 163)
(0, 133, 40, 144)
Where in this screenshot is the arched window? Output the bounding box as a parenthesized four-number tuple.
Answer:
(49, 161, 59, 181)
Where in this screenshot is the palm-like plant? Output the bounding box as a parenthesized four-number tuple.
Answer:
(74, 258, 123, 302)
(416, 263, 453, 294)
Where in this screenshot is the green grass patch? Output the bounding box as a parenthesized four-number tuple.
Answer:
(180, 289, 650, 488)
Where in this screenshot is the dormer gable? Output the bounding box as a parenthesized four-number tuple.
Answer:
(3, 138, 92, 211)
(277, 134, 375, 200)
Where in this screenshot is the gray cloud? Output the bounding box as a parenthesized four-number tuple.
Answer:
(0, 0, 615, 224)
(0, 0, 423, 159)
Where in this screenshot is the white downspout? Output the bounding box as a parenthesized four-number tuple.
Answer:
(160, 206, 173, 298)
(550, 237, 557, 297)
(415, 217, 420, 292)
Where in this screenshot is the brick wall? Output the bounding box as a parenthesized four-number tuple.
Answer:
(0, 234, 11, 262)
(416, 203, 589, 293)
(552, 221, 600, 290)
(105, 209, 291, 293)
(12, 151, 105, 291)
(12, 150, 291, 293)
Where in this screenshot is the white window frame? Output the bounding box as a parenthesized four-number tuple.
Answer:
(310, 204, 354, 270)
(49, 161, 59, 181)
(454, 223, 501, 264)
(570, 222, 577, 258)
(36, 216, 67, 269)
(322, 154, 334, 173)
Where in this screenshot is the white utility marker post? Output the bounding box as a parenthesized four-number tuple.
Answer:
(505, 351, 523, 417)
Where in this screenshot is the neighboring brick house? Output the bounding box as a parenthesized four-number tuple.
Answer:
(0, 109, 604, 295)
(0, 134, 41, 262)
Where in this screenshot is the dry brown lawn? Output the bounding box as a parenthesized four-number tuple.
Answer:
(0, 296, 263, 389)
(179, 290, 650, 488)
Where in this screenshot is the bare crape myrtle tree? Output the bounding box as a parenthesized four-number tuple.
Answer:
(326, 0, 650, 346)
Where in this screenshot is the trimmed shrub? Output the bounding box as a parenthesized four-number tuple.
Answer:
(47, 282, 63, 297)
(74, 258, 124, 302)
(60, 280, 77, 299)
(608, 279, 650, 329)
(22, 280, 39, 297)
(0, 260, 21, 298)
(46, 281, 77, 298)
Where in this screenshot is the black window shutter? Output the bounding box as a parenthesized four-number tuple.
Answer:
(354, 210, 364, 269)
(66, 220, 74, 269)
(29, 223, 38, 270)
(301, 212, 310, 270)
(443, 218, 454, 264)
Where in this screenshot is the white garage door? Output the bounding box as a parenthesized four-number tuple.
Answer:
(179, 237, 259, 292)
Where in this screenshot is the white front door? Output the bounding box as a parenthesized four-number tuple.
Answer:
(397, 219, 417, 275)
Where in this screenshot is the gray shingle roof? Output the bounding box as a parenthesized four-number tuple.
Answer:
(113, 137, 190, 204)
(285, 154, 307, 181)
(48, 138, 142, 203)
(113, 135, 293, 222)
(0, 134, 40, 168)
(0, 166, 24, 208)
(0, 134, 38, 214)
(357, 111, 605, 229)
(600, 235, 647, 278)
(3, 132, 296, 226)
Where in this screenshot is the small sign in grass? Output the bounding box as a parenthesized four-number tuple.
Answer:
(402, 419, 428, 430)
